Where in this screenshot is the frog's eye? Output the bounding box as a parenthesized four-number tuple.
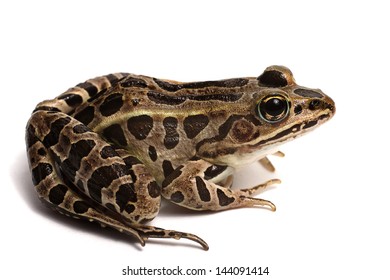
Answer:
(257, 95, 290, 123)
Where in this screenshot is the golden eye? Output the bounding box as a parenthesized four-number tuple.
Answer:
(257, 95, 290, 123)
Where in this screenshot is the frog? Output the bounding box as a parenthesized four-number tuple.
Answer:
(25, 65, 335, 250)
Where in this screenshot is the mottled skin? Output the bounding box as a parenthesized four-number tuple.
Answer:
(26, 66, 335, 250)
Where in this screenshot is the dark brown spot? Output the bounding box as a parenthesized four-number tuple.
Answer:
(257, 123, 301, 146)
(127, 115, 153, 140)
(37, 148, 46, 156)
(147, 91, 186, 105)
(48, 184, 68, 205)
(125, 204, 135, 214)
(100, 146, 118, 159)
(294, 88, 324, 98)
(190, 93, 243, 102)
(147, 90, 243, 105)
(106, 74, 123, 85)
(183, 114, 209, 139)
(148, 145, 157, 161)
(61, 139, 96, 182)
(26, 124, 38, 148)
(163, 117, 179, 149)
(76, 82, 98, 97)
(162, 164, 182, 189)
(76, 179, 84, 192)
(102, 124, 127, 147)
(87, 164, 128, 204)
(73, 124, 89, 134)
(105, 203, 117, 212)
(73, 200, 90, 214)
(258, 70, 288, 87)
(74, 106, 95, 126)
(128, 169, 137, 183)
(154, 78, 248, 92)
(148, 230, 165, 237)
(171, 191, 184, 203)
(59, 134, 71, 150)
(162, 160, 174, 178)
(42, 117, 71, 147)
(99, 93, 124, 117)
(195, 176, 211, 202)
(69, 140, 96, 167)
(204, 165, 228, 180)
(196, 115, 242, 151)
(115, 184, 137, 212)
(303, 120, 318, 129)
(147, 181, 161, 198)
(120, 77, 148, 88)
(217, 189, 235, 206)
(31, 162, 53, 185)
(87, 88, 107, 103)
(123, 155, 142, 167)
(218, 115, 243, 139)
(58, 93, 83, 107)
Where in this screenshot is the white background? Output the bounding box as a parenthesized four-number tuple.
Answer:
(1, 1, 389, 279)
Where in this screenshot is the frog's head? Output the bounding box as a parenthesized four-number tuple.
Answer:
(198, 65, 336, 167)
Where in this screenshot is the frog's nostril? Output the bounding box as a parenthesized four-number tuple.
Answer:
(294, 104, 303, 115)
(309, 99, 322, 110)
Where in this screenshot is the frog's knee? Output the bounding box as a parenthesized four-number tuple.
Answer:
(117, 179, 162, 224)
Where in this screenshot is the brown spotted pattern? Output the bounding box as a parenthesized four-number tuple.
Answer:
(26, 66, 335, 250)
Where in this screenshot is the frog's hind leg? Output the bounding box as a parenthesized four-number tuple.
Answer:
(26, 117, 145, 244)
(26, 111, 208, 250)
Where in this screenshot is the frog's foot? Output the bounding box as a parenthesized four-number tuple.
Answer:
(134, 225, 209, 250)
(234, 178, 281, 211)
(236, 197, 276, 211)
(258, 151, 285, 172)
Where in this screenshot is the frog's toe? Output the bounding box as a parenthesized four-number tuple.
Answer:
(240, 178, 281, 196)
(135, 225, 209, 250)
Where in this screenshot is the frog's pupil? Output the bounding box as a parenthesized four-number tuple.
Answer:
(264, 98, 285, 117)
(264, 98, 286, 117)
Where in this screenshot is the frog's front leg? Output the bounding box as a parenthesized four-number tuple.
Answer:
(161, 159, 279, 211)
(258, 151, 285, 172)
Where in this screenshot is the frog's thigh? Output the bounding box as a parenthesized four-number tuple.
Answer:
(27, 110, 161, 224)
(26, 118, 145, 243)
(161, 159, 276, 211)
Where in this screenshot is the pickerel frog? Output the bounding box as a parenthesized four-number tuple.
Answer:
(26, 66, 335, 250)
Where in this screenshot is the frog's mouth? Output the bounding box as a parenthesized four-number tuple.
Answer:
(205, 111, 334, 168)
(247, 110, 334, 152)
